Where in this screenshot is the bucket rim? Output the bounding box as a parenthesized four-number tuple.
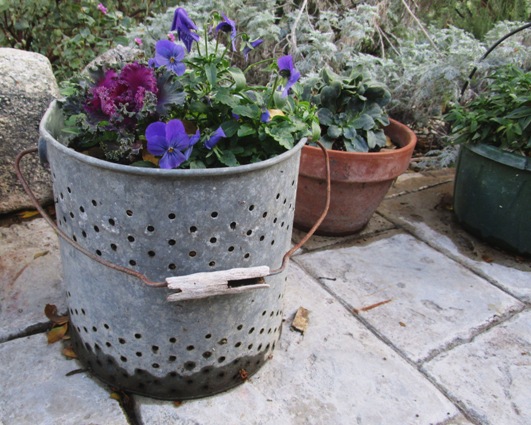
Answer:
(40, 100, 306, 177)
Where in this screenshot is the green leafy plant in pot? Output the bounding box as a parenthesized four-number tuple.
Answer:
(445, 64, 531, 255)
(294, 67, 417, 236)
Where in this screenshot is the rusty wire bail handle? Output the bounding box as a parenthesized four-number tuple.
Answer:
(14, 141, 331, 298)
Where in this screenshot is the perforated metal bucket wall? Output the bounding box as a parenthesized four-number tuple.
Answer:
(40, 103, 303, 399)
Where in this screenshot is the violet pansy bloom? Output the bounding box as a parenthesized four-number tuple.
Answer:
(146, 119, 200, 169)
(277, 55, 301, 98)
(171, 7, 200, 52)
(153, 40, 186, 76)
(215, 13, 237, 51)
(205, 127, 226, 150)
(243, 39, 263, 61)
(260, 109, 270, 123)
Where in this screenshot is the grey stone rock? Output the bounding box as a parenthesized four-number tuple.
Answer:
(0, 48, 59, 214)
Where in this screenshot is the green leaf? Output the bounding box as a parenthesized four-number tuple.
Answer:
(351, 114, 375, 131)
(237, 125, 256, 138)
(327, 125, 342, 139)
(131, 161, 156, 168)
(228, 67, 247, 91)
(265, 125, 295, 149)
(345, 136, 369, 152)
(206, 63, 218, 87)
(232, 104, 259, 119)
(218, 150, 239, 167)
(221, 120, 239, 137)
(317, 108, 334, 126)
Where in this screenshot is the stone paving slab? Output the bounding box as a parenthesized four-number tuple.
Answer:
(378, 180, 531, 303)
(386, 169, 455, 198)
(294, 231, 525, 364)
(0, 219, 65, 342)
(424, 310, 531, 425)
(292, 212, 395, 252)
(136, 263, 469, 425)
(0, 333, 128, 425)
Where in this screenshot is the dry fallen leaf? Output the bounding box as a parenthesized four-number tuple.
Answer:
(239, 368, 249, 381)
(399, 321, 407, 327)
(62, 346, 77, 359)
(291, 307, 309, 334)
(110, 392, 122, 402)
(44, 304, 69, 325)
(47, 324, 68, 344)
(33, 250, 49, 259)
(173, 401, 183, 407)
(18, 210, 40, 219)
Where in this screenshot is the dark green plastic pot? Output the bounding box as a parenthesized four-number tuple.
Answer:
(453, 144, 531, 256)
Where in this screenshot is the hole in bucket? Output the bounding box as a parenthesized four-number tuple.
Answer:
(235, 342, 242, 348)
(168, 355, 176, 362)
(128, 235, 135, 243)
(202, 351, 212, 359)
(134, 333, 142, 339)
(168, 239, 176, 246)
(169, 337, 177, 343)
(110, 243, 117, 251)
(79, 206, 85, 213)
(82, 231, 87, 238)
(184, 361, 196, 371)
(168, 263, 176, 270)
(186, 345, 195, 351)
(148, 250, 156, 257)
(129, 260, 137, 266)
(210, 237, 217, 244)
(126, 210, 133, 216)
(228, 246, 234, 252)
(147, 225, 155, 232)
(152, 363, 160, 369)
(120, 356, 127, 362)
(190, 226, 197, 233)
(94, 225, 100, 232)
(209, 261, 216, 267)
(108, 218, 115, 226)
(152, 345, 159, 353)
(189, 251, 197, 257)
(118, 338, 126, 344)
(168, 213, 176, 220)
(249, 205, 255, 211)
(230, 222, 237, 230)
(136, 352, 142, 357)
(92, 200, 97, 206)
(211, 211, 218, 218)
(259, 235, 265, 241)
(246, 230, 252, 236)
(218, 356, 226, 363)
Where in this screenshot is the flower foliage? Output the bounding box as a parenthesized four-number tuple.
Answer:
(445, 64, 531, 156)
(60, 8, 318, 168)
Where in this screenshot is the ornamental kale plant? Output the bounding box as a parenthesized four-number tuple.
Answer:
(60, 8, 318, 169)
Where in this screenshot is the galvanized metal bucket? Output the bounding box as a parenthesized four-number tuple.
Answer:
(35, 101, 306, 400)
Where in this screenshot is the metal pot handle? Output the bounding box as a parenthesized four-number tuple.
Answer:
(14, 143, 330, 301)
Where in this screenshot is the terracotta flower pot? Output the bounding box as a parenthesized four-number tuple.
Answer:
(294, 118, 417, 236)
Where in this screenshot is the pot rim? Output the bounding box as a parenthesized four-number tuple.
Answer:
(301, 118, 417, 158)
(40, 100, 306, 178)
(462, 143, 531, 172)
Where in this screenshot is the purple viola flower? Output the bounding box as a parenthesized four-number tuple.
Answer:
(171, 7, 200, 52)
(215, 13, 237, 51)
(277, 55, 301, 98)
(146, 119, 200, 169)
(153, 40, 186, 76)
(260, 109, 270, 123)
(205, 127, 226, 150)
(243, 39, 263, 61)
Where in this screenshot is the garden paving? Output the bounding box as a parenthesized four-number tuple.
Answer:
(0, 169, 529, 425)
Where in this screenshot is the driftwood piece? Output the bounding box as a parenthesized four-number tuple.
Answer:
(166, 266, 270, 302)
